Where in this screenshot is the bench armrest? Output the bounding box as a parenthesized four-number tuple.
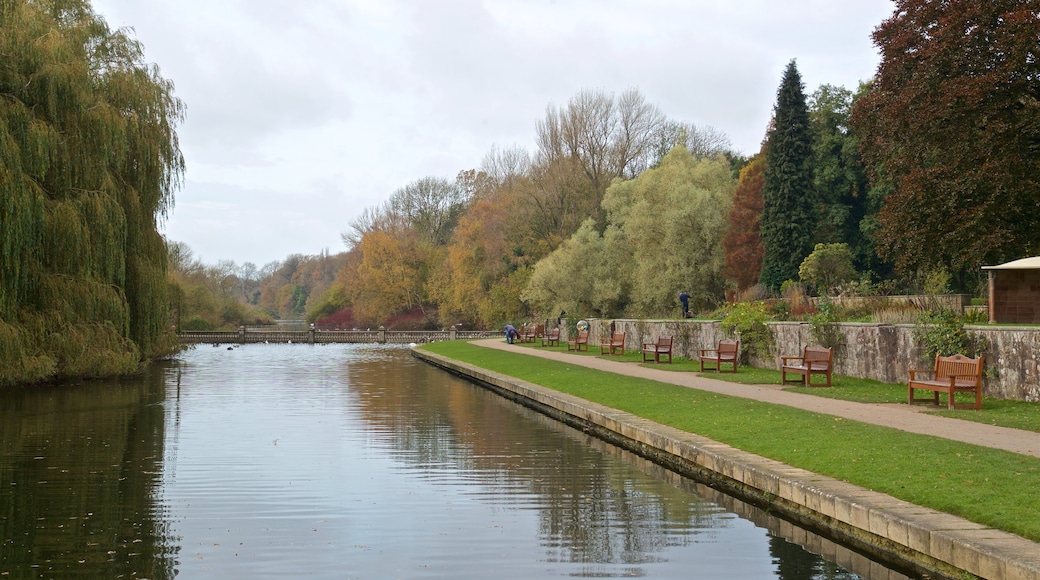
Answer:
(781, 356, 804, 365)
(700, 349, 717, 356)
(907, 369, 934, 380)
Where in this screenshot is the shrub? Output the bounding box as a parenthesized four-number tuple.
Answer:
(781, 282, 815, 319)
(718, 301, 773, 359)
(922, 268, 951, 295)
(912, 308, 986, 363)
(798, 243, 857, 295)
(181, 316, 213, 331)
(808, 295, 844, 349)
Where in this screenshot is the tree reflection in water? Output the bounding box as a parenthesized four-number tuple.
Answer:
(0, 365, 176, 579)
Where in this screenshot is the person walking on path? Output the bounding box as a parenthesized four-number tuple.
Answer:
(504, 324, 520, 344)
(678, 291, 690, 318)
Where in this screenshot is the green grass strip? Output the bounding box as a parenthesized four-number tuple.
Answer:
(420, 340, 1040, 542)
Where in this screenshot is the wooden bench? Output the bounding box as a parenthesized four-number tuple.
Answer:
(699, 339, 739, 373)
(541, 327, 561, 347)
(641, 336, 673, 363)
(518, 324, 534, 343)
(520, 323, 543, 343)
(781, 345, 833, 387)
(908, 353, 984, 410)
(599, 332, 626, 356)
(567, 330, 589, 351)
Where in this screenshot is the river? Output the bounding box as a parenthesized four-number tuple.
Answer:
(0, 343, 916, 578)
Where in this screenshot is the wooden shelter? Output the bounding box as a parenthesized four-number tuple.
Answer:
(982, 256, 1040, 323)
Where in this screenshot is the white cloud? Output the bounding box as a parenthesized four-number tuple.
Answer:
(92, 0, 893, 266)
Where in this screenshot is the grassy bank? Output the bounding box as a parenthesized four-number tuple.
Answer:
(420, 340, 1040, 542)
(511, 340, 1040, 433)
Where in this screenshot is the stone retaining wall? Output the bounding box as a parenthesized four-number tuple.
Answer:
(578, 319, 1040, 402)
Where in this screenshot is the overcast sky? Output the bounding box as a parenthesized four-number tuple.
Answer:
(90, 0, 894, 269)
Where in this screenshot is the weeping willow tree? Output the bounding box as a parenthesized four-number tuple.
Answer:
(0, 0, 185, 386)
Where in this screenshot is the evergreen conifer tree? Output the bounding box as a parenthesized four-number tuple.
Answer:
(759, 60, 816, 292)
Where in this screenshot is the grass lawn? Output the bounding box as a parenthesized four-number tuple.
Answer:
(512, 339, 1040, 433)
(421, 340, 1040, 543)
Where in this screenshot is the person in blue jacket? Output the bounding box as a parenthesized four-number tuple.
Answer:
(504, 324, 520, 344)
(678, 291, 690, 318)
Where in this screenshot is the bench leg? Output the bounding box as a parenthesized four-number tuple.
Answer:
(949, 388, 983, 411)
(908, 385, 941, 406)
(781, 369, 803, 386)
(809, 371, 831, 387)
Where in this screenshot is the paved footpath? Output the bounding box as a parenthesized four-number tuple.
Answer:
(473, 339, 1040, 458)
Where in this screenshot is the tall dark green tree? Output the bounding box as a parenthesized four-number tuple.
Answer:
(0, 0, 184, 386)
(808, 83, 885, 277)
(760, 60, 816, 292)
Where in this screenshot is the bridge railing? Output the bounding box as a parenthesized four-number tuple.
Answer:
(179, 328, 499, 345)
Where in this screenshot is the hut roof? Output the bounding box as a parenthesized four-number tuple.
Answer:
(981, 256, 1040, 270)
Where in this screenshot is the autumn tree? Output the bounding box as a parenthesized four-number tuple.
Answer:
(604, 148, 734, 314)
(385, 176, 469, 246)
(852, 1, 1040, 275)
(522, 220, 629, 319)
(760, 60, 817, 292)
(723, 154, 766, 293)
(524, 148, 735, 317)
(328, 172, 477, 327)
(429, 189, 528, 327)
(535, 88, 667, 230)
(166, 242, 272, 330)
(344, 230, 428, 325)
(257, 255, 302, 317)
(520, 155, 595, 253)
(1, 0, 184, 385)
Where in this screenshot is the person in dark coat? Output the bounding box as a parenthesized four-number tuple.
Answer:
(678, 291, 690, 318)
(504, 324, 520, 344)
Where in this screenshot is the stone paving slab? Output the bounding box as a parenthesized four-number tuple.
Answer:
(414, 342, 1040, 579)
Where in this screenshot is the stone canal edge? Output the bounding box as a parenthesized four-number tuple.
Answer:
(412, 348, 1040, 580)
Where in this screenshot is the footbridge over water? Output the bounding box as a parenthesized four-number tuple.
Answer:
(180, 328, 498, 345)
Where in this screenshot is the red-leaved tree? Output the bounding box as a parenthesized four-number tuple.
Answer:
(723, 154, 765, 293)
(852, 0, 1040, 274)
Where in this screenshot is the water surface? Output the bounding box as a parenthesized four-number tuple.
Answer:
(0, 343, 915, 578)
